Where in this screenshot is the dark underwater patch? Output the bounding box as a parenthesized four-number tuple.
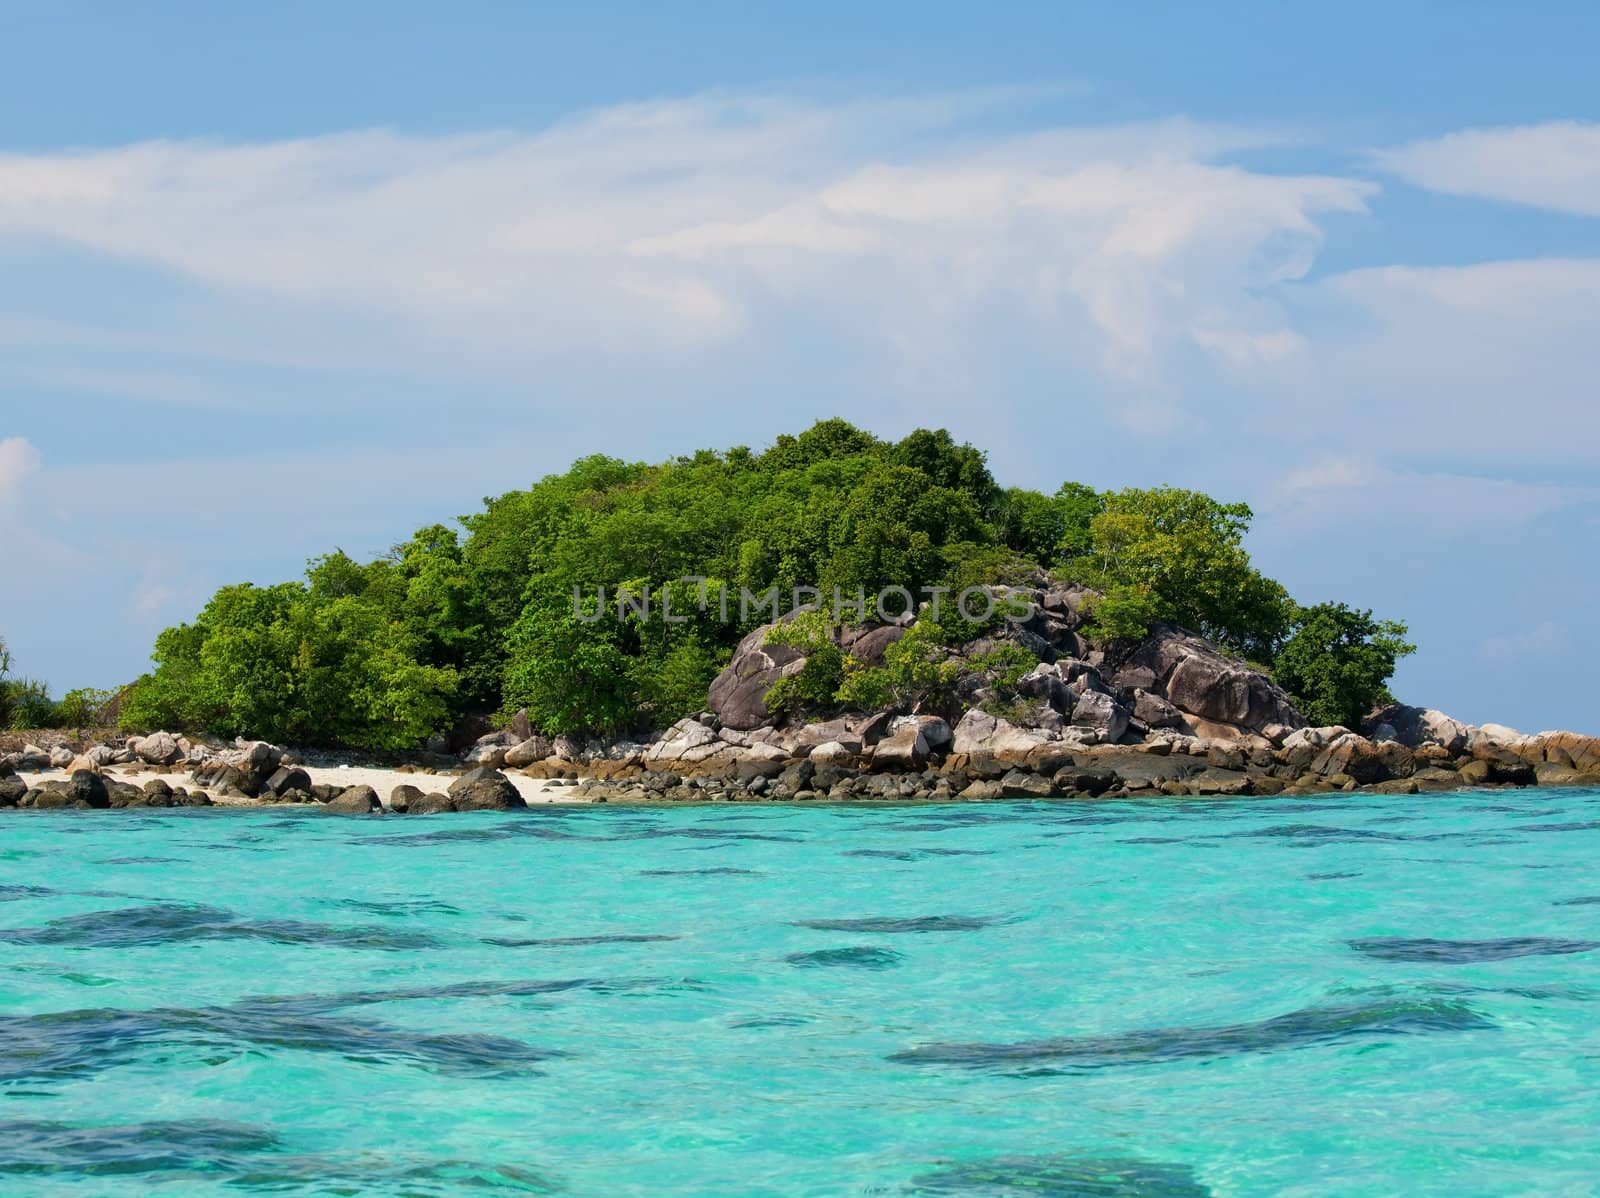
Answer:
(1555, 896, 1600, 906)
(0, 885, 56, 902)
(906, 1154, 1212, 1196)
(638, 867, 763, 877)
(94, 857, 184, 866)
(0, 994, 566, 1084)
(841, 848, 994, 861)
(794, 916, 997, 934)
(0, 903, 442, 951)
(1234, 824, 1405, 843)
(785, 946, 905, 970)
(1348, 937, 1600, 963)
(1306, 871, 1361, 880)
(483, 934, 680, 948)
(887, 999, 1493, 1073)
(1510, 820, 1600, 833)
(0, 1119, 561, 1191)
(0, 1119, 279, 1177)
(332, 899, 465, 917)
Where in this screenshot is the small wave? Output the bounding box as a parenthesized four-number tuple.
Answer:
(1349, 937, 1600, 963)
(888, 999, 1494, 1073)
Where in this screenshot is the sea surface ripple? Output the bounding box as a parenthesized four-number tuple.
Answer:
(2, 785, 1598, 1195)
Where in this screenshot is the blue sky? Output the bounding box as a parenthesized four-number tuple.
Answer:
(2, 2, 1598, 732)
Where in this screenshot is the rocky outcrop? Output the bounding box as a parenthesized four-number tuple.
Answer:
(1123, 625, 1303, 739)
(707, 622, 811, 731)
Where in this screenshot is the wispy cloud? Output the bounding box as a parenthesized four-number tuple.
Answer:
(1373, 121, 1600, 216)
(1478, 621, 1571, 663)
(0, 92, 1370, 381)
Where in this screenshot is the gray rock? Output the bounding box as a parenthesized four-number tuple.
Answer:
(707, 621, 809, 731)
(1070, 690, 1130, 741)
(324, 785, 381, 814)
(389, 784, 423, 813)
(504, 736, 554, 768)
(264, 766, 312, 798)
(0, 775, 25, 807)
(447, 767, 527, 811)
(406, 792, 457, 815)
(132, 731, 182, 765)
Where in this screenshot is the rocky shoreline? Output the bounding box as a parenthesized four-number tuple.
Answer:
(5, 582, 1597, 813)
(3, 702, 1596, 815)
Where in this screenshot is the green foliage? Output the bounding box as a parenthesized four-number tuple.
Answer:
(124, 419, 1409, 743)
(1273, 602, 1416, 728)
(120, 581, 457, 749)
(838, 622, 963, 712)
(763, 612, 851, 719)
(1073, 486, 1292, 656)
(56, 688, 115, 733)
(3, 677, 56, 730)
(501, 598, 635, 737)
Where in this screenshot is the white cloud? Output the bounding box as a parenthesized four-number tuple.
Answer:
(1262, 454, 1596, 539)
(0, 93, 1371, 381)
(1374, 121, 1600, 216)
(1478, 621, 1571, 663)
(0, 436, 41, 503)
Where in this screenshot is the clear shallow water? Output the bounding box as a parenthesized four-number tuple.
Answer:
(2, 787, 1599, 1197)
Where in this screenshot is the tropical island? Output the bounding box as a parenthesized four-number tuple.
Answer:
(3, 420, 1597, 810)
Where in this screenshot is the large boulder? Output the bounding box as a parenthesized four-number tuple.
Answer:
(447, 768, 527, 811)
(1369, 704, 1470, 754)
(503, 736, 554, 769)
(707, 621, 809, 731)
(1133, 690, 1186, 730)
(1070, 691, 1130, 741)
(0, 775, 25, 807)
(263, 766, 312, 798)
(463, 730, 513, 769)
(1124, 625, 1304, 738)
(131, 731, 182, 766)
(67, 770, 110, 809)
(645, 718, 723, 765)
(323, 785, 381, 815)
(870, 719, 948, 772)
(951, 710, 1052, 759)
(48, 747, 74, 769)
(406, 792, 457, 815)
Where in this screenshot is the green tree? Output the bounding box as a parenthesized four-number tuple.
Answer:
(1075, 486, 1292, 656)
(1273, 603, 1416, 728)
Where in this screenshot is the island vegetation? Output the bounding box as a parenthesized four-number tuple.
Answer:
(73, 421, 1415, 750)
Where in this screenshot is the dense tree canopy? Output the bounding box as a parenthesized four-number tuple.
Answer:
(117, 421, 1413, 746)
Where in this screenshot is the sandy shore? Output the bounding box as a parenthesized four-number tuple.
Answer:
(16, 763, 590, 808)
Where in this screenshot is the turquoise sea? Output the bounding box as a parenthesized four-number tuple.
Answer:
(2, 787, 1599, 1196)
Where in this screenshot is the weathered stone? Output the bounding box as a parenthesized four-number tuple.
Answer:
(872, 727, 928, 772)
(406, 792, 457, 815)
(388, 783, 424, 812)
(503, 736, 554, 768)
(131, 731, 182, 765)
(264, 766, 312, 798)
(1127, 624, 1304, 734)
(1070, 690, 1130, 741)
(0, 775, 26, 807)
(707, 621, 809, 731)
(951, 710, 1051, 759)
(324, 785, 381, 814)
(999, 768, 1054, 798)
(66, 770, 110, 809)
(1132, 689, 1185, 730)
(447, 767, 527, 811)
